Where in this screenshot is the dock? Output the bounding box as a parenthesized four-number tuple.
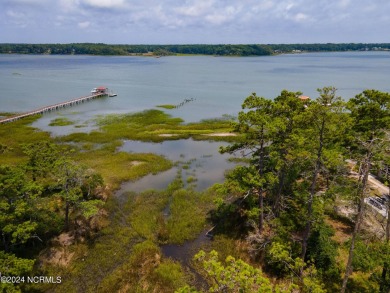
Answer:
(0, 91, 109, 124)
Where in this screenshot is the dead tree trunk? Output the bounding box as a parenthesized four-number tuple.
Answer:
(341, 155, 371, 293)
(301, 117, 325, 261)
(258, 125, 265, 233)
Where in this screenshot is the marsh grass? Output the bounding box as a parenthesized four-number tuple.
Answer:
(74, 124, 88, 128)
(186, 176, 197, 184)
(0, 112, 16, 117)
(122, 169, 215, 245)
(60, 109, 238, 144)
(91, 240, 188, 292)
(127, 190, 170, 240)
(3, 109, 238, 292)
(0, 108, 238, 293)
(0, 111, 173, 190)
(165, 187, 218, 244)
(33, 166, 227, 292)
(38, 186, 193, 292)
(72, 150, 172, 190)
(0, 115, 51, 164)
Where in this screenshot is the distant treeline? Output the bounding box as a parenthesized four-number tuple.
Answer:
(268, 43, 390, 53)
(0, 43, 389, 56)
(0, 43, 272, 56)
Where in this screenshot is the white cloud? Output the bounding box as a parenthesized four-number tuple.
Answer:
(285, 3, 295, 11)
(338, 0, 351, 9)
(5, 0, 48, 4)
(60, 0, 80, 12)
(5, 9, 30, 27)
(78, 21, 91, 28)
(81, 0, 127, 9)
(205, 6, 241, 25)
(6, 9, 25, 18)
(293, 12, 309, 22)
(1, 0, 390, 43)
(251, 1, 274, 13)
(363, 4, 377, 12)
(174, 1, 215, 17)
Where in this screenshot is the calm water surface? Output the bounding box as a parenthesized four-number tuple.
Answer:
(117, 139, 236, 193)
(1, 52, 390, 190)
(1, 52, 389, 125)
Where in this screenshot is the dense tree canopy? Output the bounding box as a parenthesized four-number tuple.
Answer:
(1, 43, 389, 56)
(0, 141, 104, 292)
(217, 87, 390, 292)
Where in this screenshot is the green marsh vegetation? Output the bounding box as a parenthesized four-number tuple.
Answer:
(48, 117, 75, 126)
(0, 108, 237, 190)
(72, 148, 172, 190)
(0, 112, 17, 117)
(4, 89, 389, 292)
(59, 109, 238, 144)
(55, 109, 238, 189)
(0, 108, 241, 292)
(157, 104, 176, 109)
(35, 166, 224, 292)
(0, 115, 51, 165)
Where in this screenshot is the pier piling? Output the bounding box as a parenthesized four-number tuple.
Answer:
(0, 93, 107, 124)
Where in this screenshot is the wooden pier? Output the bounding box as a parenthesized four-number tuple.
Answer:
(0, 93, 108, 124)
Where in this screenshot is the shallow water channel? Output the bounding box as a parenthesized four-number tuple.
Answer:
(115, 138, 238, 288)
(117, 138, 237, 193)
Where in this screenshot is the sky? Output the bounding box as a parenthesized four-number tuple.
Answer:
(1, 0, 390, 44)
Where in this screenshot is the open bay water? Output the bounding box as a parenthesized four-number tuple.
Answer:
(1, 52, 390, 191)
(1, 52, 390, 124)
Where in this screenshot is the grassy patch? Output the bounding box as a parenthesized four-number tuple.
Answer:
(0, 111, 174, 190)
(157, 104, 176, 109)
(166, 188, 217, 244)
(49, 117, 75, 126)
(59, 109, 239, 143)
(32, 169, 227, 292)
(186, 176, 197, 184)
(0, 112, 17, 117)
(98, 240, 188, 292)
(0, 115, 51, 165)
(1, 109, 238, 292)
(72, 150, 172, 190)
(35, 186, 194, 292)
(127, 190, 170, 241)
(33, 198, 145, 292)
(0, 109, 238, 293)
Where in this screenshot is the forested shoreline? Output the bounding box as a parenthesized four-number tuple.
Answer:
(1, 87, 389, 292)
(0, 43, 390, 56)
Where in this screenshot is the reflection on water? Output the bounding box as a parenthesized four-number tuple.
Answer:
(118, 139, 237, 193)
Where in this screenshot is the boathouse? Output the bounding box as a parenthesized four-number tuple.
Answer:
(91, 86, 108, 94)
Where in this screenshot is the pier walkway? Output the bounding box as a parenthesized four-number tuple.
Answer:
(0, 93, 107, 124)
